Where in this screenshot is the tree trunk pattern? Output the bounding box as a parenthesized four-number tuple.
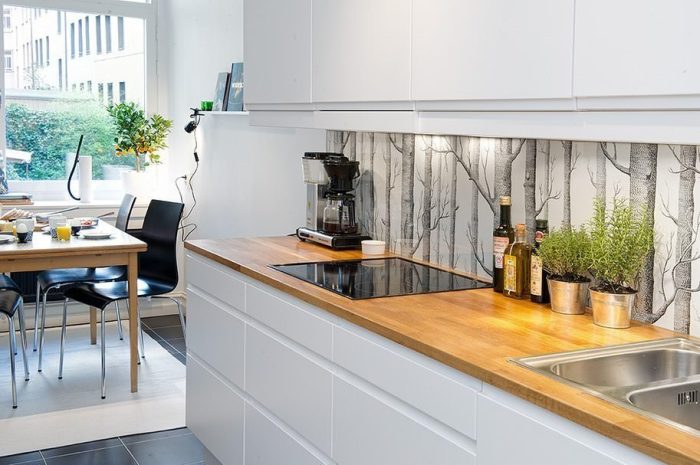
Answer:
(629, 143, 658, 322)
(448, 136, 458, 268)
(674, 145, 695, 333)
(344, 132, 357, 161)
(540, 140, 551, 222)
(368, 133, 376, 236)
(384, 134, 393, 244)
(524, 139, 537, 243)
(595, 143, 607, 201)
(422, 139, 433, 261)
(492, 139, 522, 228)
(434, 152, 444, 262)
(400, 134, 416, 255)
(470, 138, 480, 274)
(562, 141, 573, 229)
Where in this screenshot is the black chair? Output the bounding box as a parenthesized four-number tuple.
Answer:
(62, 200, 184, 398)
(0, 275, 29, 408)
(35, 194, 136, 372)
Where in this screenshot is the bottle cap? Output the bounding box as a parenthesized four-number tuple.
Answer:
(535, 219, 549, 229)
(500, 196, 512, 206)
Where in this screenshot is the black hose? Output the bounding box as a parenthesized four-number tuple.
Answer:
(67, 135, 84, 201)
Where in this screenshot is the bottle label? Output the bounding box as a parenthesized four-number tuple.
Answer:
(535, 230, 546, 244)
(504, 255, 517, 292)
(531, 255, 543, 296)
(493, 237, 509, 269)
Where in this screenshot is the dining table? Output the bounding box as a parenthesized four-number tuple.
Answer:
(0, 222, 147, 392)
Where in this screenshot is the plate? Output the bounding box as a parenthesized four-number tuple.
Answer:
(73, 217, 99, 229)
(0, 235, 17, 244)
(77, 231, 113, 240)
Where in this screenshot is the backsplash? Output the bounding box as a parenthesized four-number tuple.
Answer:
(326, 131, 699, 336)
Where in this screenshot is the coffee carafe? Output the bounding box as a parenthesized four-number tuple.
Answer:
(323, 193, 358, 234)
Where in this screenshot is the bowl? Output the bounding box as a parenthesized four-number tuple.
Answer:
(361, 240, 386, 255)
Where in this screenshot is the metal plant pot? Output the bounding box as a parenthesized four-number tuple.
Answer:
(589, 289, 635, 329)
(547, 278, 590, 315)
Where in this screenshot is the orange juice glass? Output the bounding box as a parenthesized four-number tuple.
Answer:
(56, 225, 72, 241)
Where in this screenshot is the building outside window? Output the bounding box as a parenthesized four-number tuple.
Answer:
(56, 11, 60, 33)
(96, 15, 102, 54)
(105, 15, 112, 53)
(78, 19, 83, 56)
(87, 80, 92, 93)
(118, 16, 124, 51)
(3, 9, 11, 29)
(97, 82, 104, 103)
(107, 82, 113, 105)
(119, 81, 125, 102)
(45, 36, 49, 65)
(85, 16, 90, 55)
(70, 22, 75, 58)
(4, 51, 12, 70)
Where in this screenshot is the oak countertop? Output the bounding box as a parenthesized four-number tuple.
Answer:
(185, 236, 697, 465)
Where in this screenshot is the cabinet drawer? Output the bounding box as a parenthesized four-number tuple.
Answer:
(186, 288, 245, 388)
(186, 357, 244, 465)
(245, 326, 333, 456)
(246, 403, 326, 465)
(333, 377, 476, 465)
(186, 254, 245, 311)
(334, 324, 481, 439)
(246, 284, 332, 359)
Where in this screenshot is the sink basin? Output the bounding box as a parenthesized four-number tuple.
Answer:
(513, 338, 700, 435)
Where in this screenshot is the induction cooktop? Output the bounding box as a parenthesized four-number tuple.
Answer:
(271, 257, 491, 300)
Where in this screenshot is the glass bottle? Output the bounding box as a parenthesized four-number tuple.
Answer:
(493, 196, 514, 292)
(503, 224, 531, 299)
(530, 219, 550, 303)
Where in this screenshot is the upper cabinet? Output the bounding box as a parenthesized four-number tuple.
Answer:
(244, 0, 312, 106)
(311, 0, 412, 106)
(412, 0, 576, 110)
(574, 0, 700, 109)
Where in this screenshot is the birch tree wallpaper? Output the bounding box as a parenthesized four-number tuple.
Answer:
(327, 131, 700, 336)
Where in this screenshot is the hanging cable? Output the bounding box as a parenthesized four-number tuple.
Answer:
(176, 110, 203, 241)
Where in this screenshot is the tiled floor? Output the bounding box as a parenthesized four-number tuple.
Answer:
(0, 314, 194, 465)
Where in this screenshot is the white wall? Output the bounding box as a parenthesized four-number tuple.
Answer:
(158, 0, 326, 239)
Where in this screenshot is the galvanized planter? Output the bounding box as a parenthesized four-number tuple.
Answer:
(547, 278, 590, 315)
(589, 289, 635, 329)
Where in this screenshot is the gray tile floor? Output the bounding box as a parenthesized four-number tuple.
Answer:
(0, 316, 197, 465)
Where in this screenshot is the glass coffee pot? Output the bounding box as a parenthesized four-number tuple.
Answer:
(322, 193, 358, 235)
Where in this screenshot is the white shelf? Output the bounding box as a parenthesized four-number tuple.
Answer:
(203, 111, 249, 115)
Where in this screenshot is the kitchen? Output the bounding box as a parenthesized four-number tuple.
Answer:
(1, 0, 700, 464)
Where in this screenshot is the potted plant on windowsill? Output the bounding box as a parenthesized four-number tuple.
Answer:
(589, 198, 655, 328)
(107, 102, 172, 198)
(537, 226, 592, 315)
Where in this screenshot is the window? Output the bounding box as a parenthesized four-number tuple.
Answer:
(4, 51, 12, 70)
(85, 17, 90, 55)
(70, 22, 75, 58)
(87, 81, 92, 93)
(105, 15, 112, 53)
(96, 16, 102, 54)
(78, 19, 83, 56)
(119, 81, 126, 102)
(71, 83, 76, 91)
(38, 38, 43, 66)
(79, 82, 84, 92)
(56, 11, 61, 33)
(45, 36, 49, 66)
(34, 40, 39, 65)
(98, 83, 104, 102)
(107, 82, 114, 105)
(3, 9, 11, 29)
(58, 58, 63, 89)
(117, 17, 125, 50)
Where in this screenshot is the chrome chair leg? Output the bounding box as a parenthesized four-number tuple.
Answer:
(7, 315, 17, 408)
(17, 301, 29, 382)
(58, 299, 68, 380)
(115, 301, 124, 341)
(152, 296, 186, 338)
(100, 309, 106, 399)
(37, 289, 50, 372)
(33, 281, 40, 351)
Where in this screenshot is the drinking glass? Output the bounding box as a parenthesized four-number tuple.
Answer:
(56, 225, 72, 241)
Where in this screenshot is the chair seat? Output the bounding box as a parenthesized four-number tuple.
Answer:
(37, 266, 127, 289)
(0, 290, 21, 317)
(64, 278, 176, 310)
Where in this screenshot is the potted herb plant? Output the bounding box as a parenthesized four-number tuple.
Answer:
(588, 198, 655, 328)
(107, 102, 172, 197)
(537, 226, 592, 315)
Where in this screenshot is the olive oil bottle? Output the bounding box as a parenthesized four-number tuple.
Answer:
(504, 224, 531, 299)
(492, 196, 514, 292)
(530, 219, 550, 303)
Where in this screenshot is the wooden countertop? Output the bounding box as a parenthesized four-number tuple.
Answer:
(185, 236, 698, 465)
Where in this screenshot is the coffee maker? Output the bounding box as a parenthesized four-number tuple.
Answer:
(297, 152, 371, 249)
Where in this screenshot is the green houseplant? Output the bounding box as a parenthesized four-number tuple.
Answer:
(537, 226, 592, 315)
(588, 198, 655, 328)
(107, 102, 172, 196)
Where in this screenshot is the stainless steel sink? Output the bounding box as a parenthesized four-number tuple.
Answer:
(513, 338, 700, 435)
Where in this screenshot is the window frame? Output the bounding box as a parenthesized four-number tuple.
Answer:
(0, 0, 159, 193)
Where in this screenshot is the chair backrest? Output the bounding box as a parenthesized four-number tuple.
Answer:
(138, 199, 184, 290)
(115, 193, 137, 232)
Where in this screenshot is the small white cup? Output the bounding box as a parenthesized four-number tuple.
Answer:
(48, 215, 67, 239)
(16, 218, 35, 241)
(361, 240, 386, 255)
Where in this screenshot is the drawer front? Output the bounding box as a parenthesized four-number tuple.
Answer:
(186, 357, 244, 465)
(245, 326, 333, 455)
(245, 403, 326, 465)
(334, 324, 481, 439)
(186, 254, 245, 311)
(186, 288, 245, 388)
(333, 377, 476, 465)
(246, 284, 332, 359)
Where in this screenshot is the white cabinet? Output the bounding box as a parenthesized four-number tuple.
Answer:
(574, 0, 700, 109)
(311, 0, 411, 106)
(244, 0, 312, 106)
(412, 0, 575, 109)
(333, 376, 476, 465)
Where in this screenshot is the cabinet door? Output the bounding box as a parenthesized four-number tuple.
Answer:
(244, 0, 312, 105)
(312, 0, 411, 104)
(412, 0, 575, 106)
(333, 377, 476, 465)
(574, 0, 700, 105)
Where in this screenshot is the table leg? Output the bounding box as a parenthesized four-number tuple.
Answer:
(128, 252, 139, 393)
(89, 307, 97, 345)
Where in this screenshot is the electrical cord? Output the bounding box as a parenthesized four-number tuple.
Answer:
(176, 127, 200, 241)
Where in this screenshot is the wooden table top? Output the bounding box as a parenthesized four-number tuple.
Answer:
(0, 223, 146, 259)
(185, 236, 699, 465)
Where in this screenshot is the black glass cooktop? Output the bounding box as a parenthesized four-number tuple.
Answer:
(271, 257, 491, 300)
